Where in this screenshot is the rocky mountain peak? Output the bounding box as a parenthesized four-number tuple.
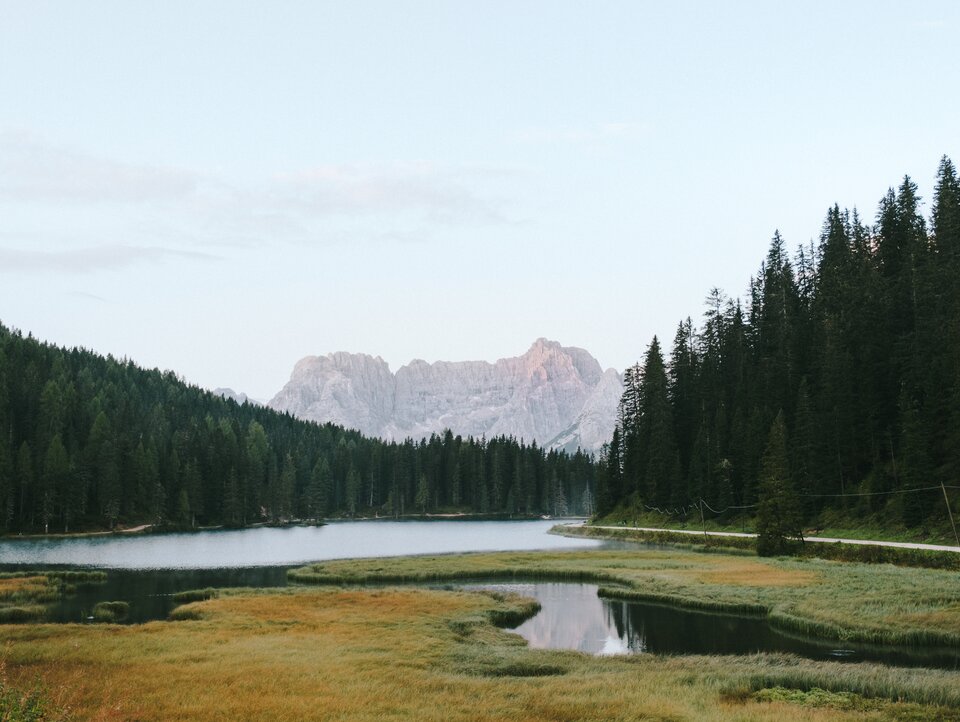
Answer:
(268, 340, 621, 453)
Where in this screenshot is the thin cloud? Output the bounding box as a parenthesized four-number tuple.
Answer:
(0, 131, 198, 204)
(0, 133, 522, 255)
(65, 290, 110, 303)
(270, 162, 512, 225)
(0, 245, 220, 274)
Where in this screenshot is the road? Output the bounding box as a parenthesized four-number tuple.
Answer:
(576, 524, 960, 553)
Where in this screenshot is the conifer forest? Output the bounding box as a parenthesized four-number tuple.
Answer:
(595, 157, 960, 538)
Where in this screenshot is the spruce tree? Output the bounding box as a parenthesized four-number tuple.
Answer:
(756, 411, 803, 556)
(637, 337, 680, 506)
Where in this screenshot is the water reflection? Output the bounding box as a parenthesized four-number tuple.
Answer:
(465, 582, 630, 655)
(48, 566, 290, 624)
(468, 582, 960, 669)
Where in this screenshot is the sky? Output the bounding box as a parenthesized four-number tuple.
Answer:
(1, 1, 958, 400)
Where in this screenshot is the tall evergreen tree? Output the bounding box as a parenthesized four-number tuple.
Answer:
(756, 412, 803, 555)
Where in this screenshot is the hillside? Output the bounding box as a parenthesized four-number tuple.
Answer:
(0, 325, 595, 534)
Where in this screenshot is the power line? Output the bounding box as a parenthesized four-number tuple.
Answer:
(800, 484, 954, 498)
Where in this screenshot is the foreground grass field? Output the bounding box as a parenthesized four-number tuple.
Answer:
(2, 584, 960, 721)
(291, 548, 960, 646)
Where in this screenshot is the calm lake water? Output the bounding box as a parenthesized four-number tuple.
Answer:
(0, 519, 601, 568)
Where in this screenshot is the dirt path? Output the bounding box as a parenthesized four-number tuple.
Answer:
(118, 524, 153, 534)
(575, 524, 960, 553)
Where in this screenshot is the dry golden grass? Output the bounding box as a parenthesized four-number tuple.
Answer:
(0, 576, 48, 601)
(2, 586, 959, 721)
(676, 555, 821, 587)
(886, 605, 960, 635)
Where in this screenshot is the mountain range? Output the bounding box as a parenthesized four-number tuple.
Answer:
(266, 338, 621, 453)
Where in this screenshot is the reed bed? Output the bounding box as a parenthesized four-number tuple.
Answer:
(0, 571, 107, 626)
(172, 588, 220, 604)
(91, 601, 129, 623)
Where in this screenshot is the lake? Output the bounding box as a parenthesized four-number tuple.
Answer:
(0, 519, 601, 568)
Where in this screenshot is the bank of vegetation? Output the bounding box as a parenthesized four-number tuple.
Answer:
(595, 158, 960, 552)
(559, 523, 960, 571)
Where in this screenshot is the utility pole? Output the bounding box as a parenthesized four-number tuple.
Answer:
(698, 499, 707, 544)
(941, 482, 960, 549)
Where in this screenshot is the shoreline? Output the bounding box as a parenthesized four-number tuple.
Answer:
(1, 513, 585, 542)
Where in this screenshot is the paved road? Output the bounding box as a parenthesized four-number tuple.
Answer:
(577, 524, 960, 553)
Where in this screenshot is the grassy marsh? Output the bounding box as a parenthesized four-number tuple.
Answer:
(290, 548, 960, 646)
(0, 571, 107, 624)
(2, 586, 960, 720)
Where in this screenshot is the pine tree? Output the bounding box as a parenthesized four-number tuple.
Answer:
(791, 378, 818, 517)
(310, 458, 332, 520)
(756, 411, 803, 556)
(41, 434, 69, 535)
(415, 473, 429, 514)
(637, 337, 680, 506)
(16, 442, 33, 528)
(345, 464, 361, 516)
(898, 388, 934, 529)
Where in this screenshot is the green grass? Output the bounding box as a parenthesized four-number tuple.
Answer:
(596, 506, 960, 547)
(290, 547, 960, 647)
(0, 672, 65, 722)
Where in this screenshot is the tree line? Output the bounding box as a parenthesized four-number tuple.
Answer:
(596, 156, 960, 542)
(0, 324, 595, 533)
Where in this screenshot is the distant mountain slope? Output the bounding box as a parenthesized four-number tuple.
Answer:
(269, 339, 622, 452)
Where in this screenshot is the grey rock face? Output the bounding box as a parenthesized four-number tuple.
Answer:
(213, 388, 259, 406)
(268, 339, 622, 453)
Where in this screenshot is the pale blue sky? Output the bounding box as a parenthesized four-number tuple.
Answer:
(1, 1, 957, 399)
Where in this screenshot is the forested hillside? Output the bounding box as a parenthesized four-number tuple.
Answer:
(0, 326, 594, 533)
(597, 157, 960, 535)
